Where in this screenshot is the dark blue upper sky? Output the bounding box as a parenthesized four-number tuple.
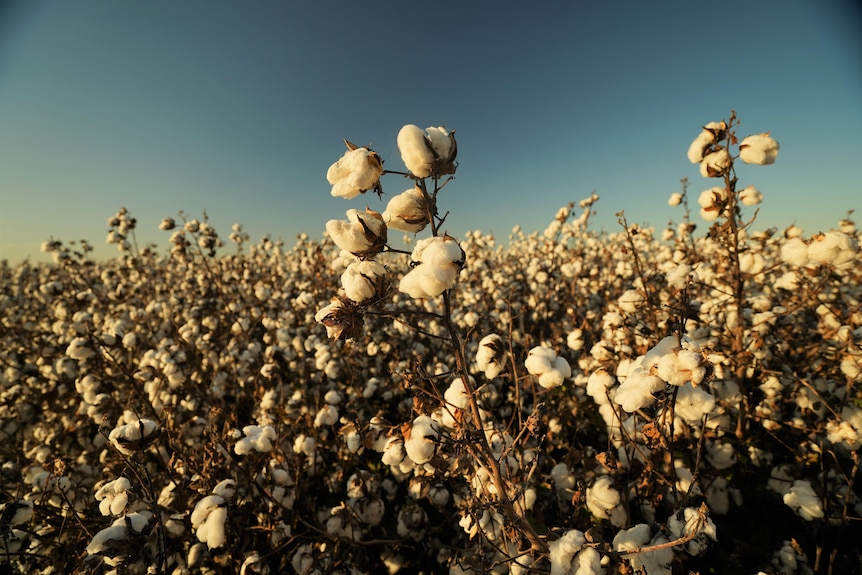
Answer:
(1, 0, 860, 262)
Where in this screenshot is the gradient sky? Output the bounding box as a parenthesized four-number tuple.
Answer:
(1, 0, 860, 264)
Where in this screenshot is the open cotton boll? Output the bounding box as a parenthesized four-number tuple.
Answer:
(783, 480, 824, 521)
(525, 346, 571, 389)
(613, 523, 673, 575)
(826, 404, 862, 450)
(739, 185, 763, 206)
(326, 145, 383, 199)
(586, 369, 615, 405)
(382, 187, 429, 233)
(476, 334, 507, 379)
(550, 463, 576, 492)
(399, 235, 465, 299)
(739, 133, 779, 165)
(700, 148, 730, 178)
(697, 186, 728, 221)
(586, 475, 627, 527)
(615, 366, 665, 412)
(403, 414, 439, 465)
(674, 383, 716, 425)
(341, 260, 387, 303)
(807, 231, 858, 267)
(549, 529, 602, 575)
(95, 477, 132, 516)
(325, 208, 387, 257)
(397, 124, 435, 178)
(108, 418, 160, 455)
(234, 425, 277, 455)
(780, 237, 810, 266)
(667, 506, 717, 555)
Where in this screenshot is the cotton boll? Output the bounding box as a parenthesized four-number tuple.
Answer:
(615, 368, 665, 412)
(739, 133, 779, 165)
(314, 404, 339, 428)
(667, 506, 717, 555)
(476, 334, 507, 379)
(700, 148, 730, 178)
(191, 494, 229, 549)
(399, 235, 465, 299)
(397, 124, 435, 177)
(668, 192, 683, 206)
(706, 441, 737, 470)
(95, 477, 132, 516)
(404, 415, 439, 465)
(326, 145, 383, 199)
(325, 208, 387, 257)
(550, 463, 575, 492)
(383, 187, 430, 233)
(674, 383, 716, 425)
(548, 529, 602, 575)
(525, 346, 571, 389)
(697, 186, 727, 220)
(739, 251, 766, 275)
(613, 524, 673, 575)
(234, 425, 278, 455)
(341, 260, 387, 303)
(586, 475, 626, 527)
(807, 231, 858, 267)
(739, 185, 763, 206)
(783, 480, 824, 521)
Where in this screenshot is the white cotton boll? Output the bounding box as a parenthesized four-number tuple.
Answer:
(95, 477, 132, 516)
(341, 260, 387, 302)
(667, 507, 717, 555)
(783, 480, 824, 521)
(425, 126, 454, 161)
(739, 133, 779, 165)
(586, 475, 627, 527)
(314, 404, 339, 428)
(525, 346, 571, 389)
(325, 208, 387, 256)
(66, 337, 95, 360)
(706, 441, 737, 470)
(404, 415, 439, 465)
(234, 425, 277, 455)
(706, 476, 730, 514)
(383, 187, 429, 233)
(614, 523, 673, 575)
(781, 237, 810, 266)
(191, 494, 228, 549)
(615, 368, 665, 412)
(697, 186, 727, 221)
(687, 129, 716, 164)
(444, 377, 471, 410)
(326, 146, 383, 199)
(739, 185, 763, 206)
(674, 383, 716, 425)
(398, 124, 435, 177)
(399, 235, 464, 299)
(668, 192, 683, 206)
(476, 334, 507, 379)
(666, 263, 692, 290)
(618, 289, 643, 313)
(739, 251, 766, 275)
(549, 529, 602, 575)
(774, 270, 801, 291)
(700, 148, 730, 178)
(826, 405, 862, 450)
(550, 463, 575, 492)
(108, 418, 160, 455)
(567, 328, 585, 351)
(586, 369, 615, 405)
(381, 436, 407, 468)
(807, 231, 858, 267)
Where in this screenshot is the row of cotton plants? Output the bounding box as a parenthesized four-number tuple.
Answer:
(1, 113, 860, 574)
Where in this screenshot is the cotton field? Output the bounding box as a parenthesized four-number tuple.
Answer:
(1, 114, 861, 575)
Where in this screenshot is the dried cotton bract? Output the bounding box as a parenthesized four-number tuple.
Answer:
(326, 142, 383, 199)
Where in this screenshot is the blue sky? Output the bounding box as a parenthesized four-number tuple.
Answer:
(1, 0, 860, 264)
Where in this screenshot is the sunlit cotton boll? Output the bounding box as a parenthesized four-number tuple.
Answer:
(476, 334, 507, 379)
(668, 192, 683, 207)
(341, 260, 387, 302)
(234, 425, 277, 455)
(781, 237, 810, 267)
(108, 419, 160, 455)
(674, 383, 716, 425)
(548, 529, 602, 575)
(807, 231, 858, 267)
(586, 475, 627, 527)
(739, 185, 763, 206)
(667, 507, 717, 555)
(783, 480, 824, 521)
(383, 187, 430, 233)
(739, 133, 779, 165)
(700, 148, 730, 178)
(399, 235, 465, 299)
(613, 524, 673, 575)
(404, 414, 439, 465)
(525, 346, 571, 389)
(191, 494, 230, 549)
(325, 208, 387, 257)
(95, 477, 132, 516)
(687, 121, 726, 163)
(326, 145, 383, 199)
(397, 124, 456, 178)
(697, 186, 728, 221)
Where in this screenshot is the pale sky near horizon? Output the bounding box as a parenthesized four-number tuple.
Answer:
(1, 0, 860, 264)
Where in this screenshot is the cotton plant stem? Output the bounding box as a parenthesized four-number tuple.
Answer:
(442, 290, 549, 554)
